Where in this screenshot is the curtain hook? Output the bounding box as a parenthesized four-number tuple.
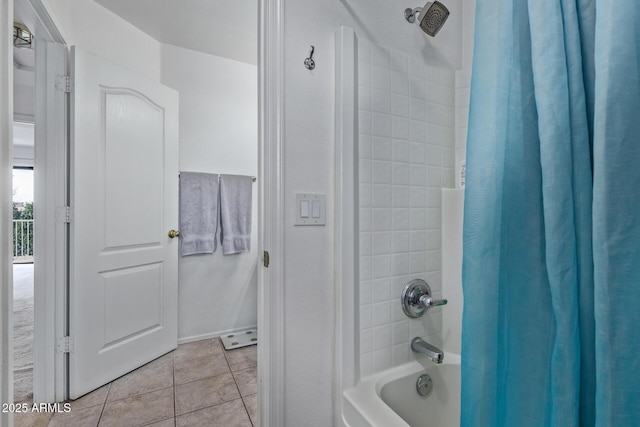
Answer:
(304, 45, 316, 70)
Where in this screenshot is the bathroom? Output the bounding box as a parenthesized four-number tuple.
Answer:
(278, 0, 639, 424)
(270, 0, 470, 423)
(3, 0, 640, 426)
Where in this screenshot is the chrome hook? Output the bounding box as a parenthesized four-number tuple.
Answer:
(304, 45, 316, 70)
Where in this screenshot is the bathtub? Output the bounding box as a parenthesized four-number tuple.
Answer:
(343, 354, 461, 427)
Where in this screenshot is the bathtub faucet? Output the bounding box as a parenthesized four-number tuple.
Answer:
(411, 337, 444, 364)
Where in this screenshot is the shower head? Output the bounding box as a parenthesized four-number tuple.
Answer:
(404, 1, 450, 37)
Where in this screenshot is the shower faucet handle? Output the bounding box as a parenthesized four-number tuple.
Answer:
(418, 294, 448, 309)
(401, 279, 447, 318)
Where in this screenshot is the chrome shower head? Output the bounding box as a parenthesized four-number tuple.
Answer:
(404, 1, 450, 37)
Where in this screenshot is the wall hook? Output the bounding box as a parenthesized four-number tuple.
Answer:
(304, 45, 316, 70)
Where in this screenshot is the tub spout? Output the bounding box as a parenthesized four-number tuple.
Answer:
(411, 337, 444, 364)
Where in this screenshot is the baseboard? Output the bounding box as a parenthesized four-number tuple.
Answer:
(178, 324, 259, 345)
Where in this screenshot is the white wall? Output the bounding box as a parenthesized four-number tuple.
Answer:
(282, 4, 341, 425)
(12, 122, 34, 167)
(160, 44, 258, 341)
(42, 0, 162, 81)
(13, 78, 33, 122)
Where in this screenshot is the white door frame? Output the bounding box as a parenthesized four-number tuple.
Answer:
(334, 26, 359, 425)
(258, 0, 285, 425)
(1, 0, 16, 425)
(14, 0, 67, 405)
(32, 39, 66, 404)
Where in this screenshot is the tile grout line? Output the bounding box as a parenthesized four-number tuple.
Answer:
(224, 343, 256, 426)
(173, 397, 248, 420)
(175, 338, 237, 421)
(175, 370, 233, 388)
(224, 341, 255, 425)
(99, 378, 175, 426)
(100, 384, 176, 407)
(239, 395, 256, 427)
(228, 363, 247, 409)
(174, 338, 251, 422)
(174, 345, 234, 389)
(95, 382, 112, 426)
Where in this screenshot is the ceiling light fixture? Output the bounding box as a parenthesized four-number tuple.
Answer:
(13, 22, 33, 49)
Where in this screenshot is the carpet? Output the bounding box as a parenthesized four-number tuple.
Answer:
(13, 264, 33, 404)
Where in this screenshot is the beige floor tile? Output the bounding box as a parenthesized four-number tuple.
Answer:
(23, 339, 258, 427)
(224, 346, 257, 372)
(141, 417, 175, 427)
(14, 409, 53, 427)
(232, 367, 257, 397)
(176, 399, 252, 427)
(107, 353, 173, 402)
(99, 387, 174, 427)
(174, 353, 230, 385)
(69, 384, 110, 411)
(173, 338, 223, 364)
(48, 403, 103, 427)
(242, 394, 258, 427)
(174, 373, 239, 415)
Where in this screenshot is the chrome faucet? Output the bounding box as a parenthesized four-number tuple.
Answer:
(411, 337, 444, 364)
(401, 279, 447, 318)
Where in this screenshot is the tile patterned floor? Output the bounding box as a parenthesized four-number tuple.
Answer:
(14, 338, 258, 427)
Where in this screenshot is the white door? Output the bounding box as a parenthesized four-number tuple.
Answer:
(69, 47, 179, 399)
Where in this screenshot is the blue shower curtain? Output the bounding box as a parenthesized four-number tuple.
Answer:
(462, 1, 640, 426)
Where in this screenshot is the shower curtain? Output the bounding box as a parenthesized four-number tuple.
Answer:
(462, 1, 640, 426)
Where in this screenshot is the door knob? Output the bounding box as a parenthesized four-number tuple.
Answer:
(168, 229, 180, 239)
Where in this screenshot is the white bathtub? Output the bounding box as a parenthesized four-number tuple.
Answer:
(343, 354, 461, 427)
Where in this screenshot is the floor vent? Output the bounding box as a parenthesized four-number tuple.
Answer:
(220, 328, 258, 350)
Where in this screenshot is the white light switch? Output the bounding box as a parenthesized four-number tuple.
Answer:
(294, 193, 326, 226)
(300, 200, 309, 218)
(312, 200, 321, 218)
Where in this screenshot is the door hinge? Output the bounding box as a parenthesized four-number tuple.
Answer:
(56, 75, 73, 93)
(56, 336, 74, 354)
(56, 206, 73, 223)
(263, 250, 270, 268)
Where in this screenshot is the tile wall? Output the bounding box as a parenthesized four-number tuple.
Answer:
(358, 38, 456, 377)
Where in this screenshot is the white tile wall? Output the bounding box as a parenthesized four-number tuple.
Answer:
(358, 38, 455, 377)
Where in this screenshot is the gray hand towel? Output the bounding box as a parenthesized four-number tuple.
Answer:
(219, 174, 253, 255)
(179, 172, 220, 256)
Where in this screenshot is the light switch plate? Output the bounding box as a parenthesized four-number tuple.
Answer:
(294, 193, 326, 226)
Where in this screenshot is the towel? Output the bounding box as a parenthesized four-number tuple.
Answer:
(179, 172, 220, 256)
(219, 174, 253, 254)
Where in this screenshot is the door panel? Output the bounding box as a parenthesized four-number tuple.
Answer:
(100, 263, 163, 347)
(103, 89, 164, 248)
(69, 47, 179, 399)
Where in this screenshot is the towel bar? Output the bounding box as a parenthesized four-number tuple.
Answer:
(178, 172, 257, 182)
